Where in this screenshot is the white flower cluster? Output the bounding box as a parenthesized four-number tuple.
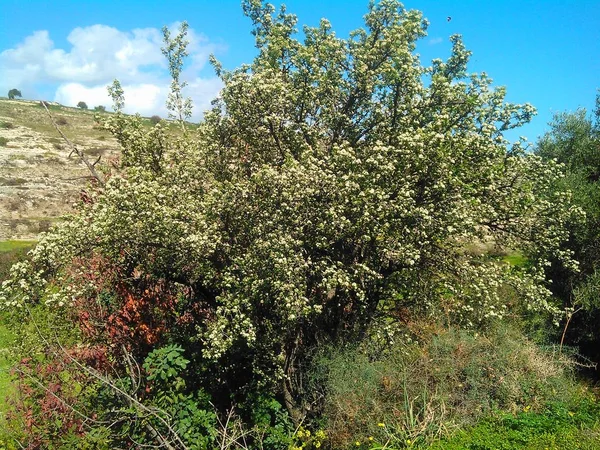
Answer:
(0, 0, 581, 388)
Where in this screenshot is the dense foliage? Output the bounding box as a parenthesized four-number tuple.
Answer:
(535, 95, 600, 366)
(7, 89, 22, 100)
(0, 1, 590, 448)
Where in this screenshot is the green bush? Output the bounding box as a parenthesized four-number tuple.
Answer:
(0, 137, 9, 147)
(318, 324, 581, 448)
(0, 1, 585, 447)
(535, 97, 600, 368)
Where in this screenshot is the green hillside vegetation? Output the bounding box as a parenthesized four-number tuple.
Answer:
(0, 1, 599, 449)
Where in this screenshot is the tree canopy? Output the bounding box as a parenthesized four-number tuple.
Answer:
(7, 88, 21, 100)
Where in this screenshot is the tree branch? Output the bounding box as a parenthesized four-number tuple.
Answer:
(41, 101, 106, 187)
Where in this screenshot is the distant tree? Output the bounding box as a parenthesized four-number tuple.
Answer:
(8, 89, 22, 100)
(94, 105, 106, 112)
(150, 115, 161, 125)
(77, 101, 88, 110)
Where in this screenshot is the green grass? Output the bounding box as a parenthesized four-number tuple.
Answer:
(0, 241, 36, 253)
(0, 240, 30, 442)
(427, 399, 600, 450)
(503, 251, 528, 268)
(0, 324, 16, 437)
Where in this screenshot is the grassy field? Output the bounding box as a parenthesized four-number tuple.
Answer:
(0, 240, 36, 253)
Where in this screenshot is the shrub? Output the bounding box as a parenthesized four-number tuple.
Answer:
(0, 1, 581, 446)
(94, 105, 106, 112)
(150, 115, 161, 125)
(0, 137, 9, 147)
(0, 177, 27, 186)
(77, 101, 88, 110)
(318, 324, 580, 448)
(36, 220, 52, 233)
(55, 117, 68, 126)
(535, 98, 600, 369)
(0, 121, 15, 129)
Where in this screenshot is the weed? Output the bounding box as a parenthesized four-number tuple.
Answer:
(0, 121, 15, 129)
(317, 324, 581, 448)
(0, 137, 8, 147)
(428, 397, 600, 449)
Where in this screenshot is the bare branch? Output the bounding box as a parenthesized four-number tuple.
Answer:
(41, 101, 106, 187)
(22, 303, 188, 449)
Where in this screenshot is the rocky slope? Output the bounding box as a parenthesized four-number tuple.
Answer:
(0, 99, 120, 240)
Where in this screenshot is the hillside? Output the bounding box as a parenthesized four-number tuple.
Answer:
(0, 99, 120, 240)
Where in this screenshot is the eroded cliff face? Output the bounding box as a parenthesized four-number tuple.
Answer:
(0, 99, 120, 240)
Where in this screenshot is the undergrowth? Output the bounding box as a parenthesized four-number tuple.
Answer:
(429, 397, 600, 450)
(317, 323, 586, 449)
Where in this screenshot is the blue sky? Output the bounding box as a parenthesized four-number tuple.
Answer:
(1, 0, 598, 143)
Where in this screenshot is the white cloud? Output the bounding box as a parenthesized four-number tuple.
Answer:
(428, 37, 444, 45)
(0, 23, 224, 119)
(54, 82, 165, 116)
(186, 77, 224, 116)
(53, 77, 222, 119)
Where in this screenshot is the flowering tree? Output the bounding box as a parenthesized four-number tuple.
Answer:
(1, 0, 580, 443)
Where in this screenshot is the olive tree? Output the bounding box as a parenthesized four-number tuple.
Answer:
(1, 0, 579, 431)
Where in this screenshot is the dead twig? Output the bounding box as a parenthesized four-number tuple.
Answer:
(41, 101, 106, 187)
